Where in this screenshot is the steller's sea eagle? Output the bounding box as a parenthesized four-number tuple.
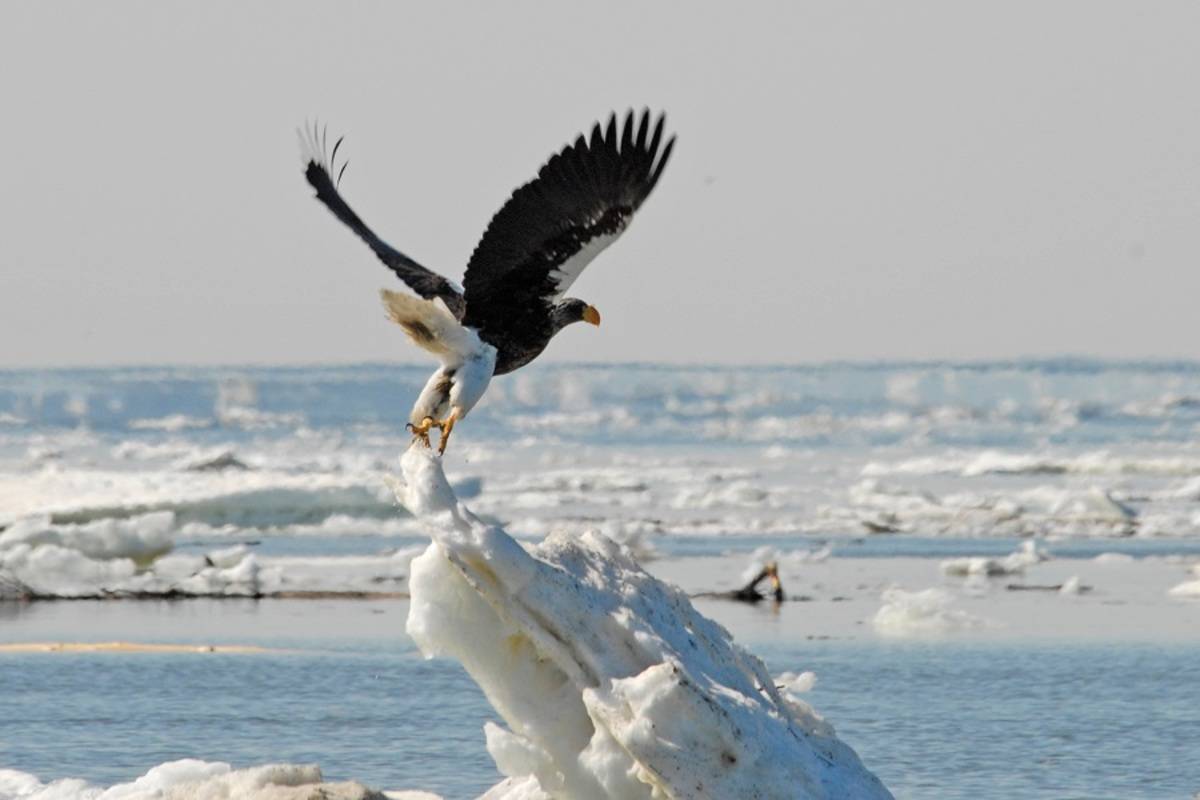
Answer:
(301, 109, 675, 454)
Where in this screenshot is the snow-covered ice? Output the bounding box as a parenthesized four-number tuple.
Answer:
(0, 513, 173, 563)
(0, 759, 436, 799)
(0, 514, 423, 599)
(940, 540, 1050, 577)
(872, 587, 987, 637)
(394, 446, 893, 799)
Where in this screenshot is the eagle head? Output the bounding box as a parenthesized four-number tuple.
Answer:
(553, 298, 601, 331)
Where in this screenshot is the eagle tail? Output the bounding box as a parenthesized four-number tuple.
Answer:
(380, 290, 474, 363)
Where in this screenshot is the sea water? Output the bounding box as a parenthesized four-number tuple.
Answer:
(1, 600, 1197, 798)
(3, 361, 1200, 797)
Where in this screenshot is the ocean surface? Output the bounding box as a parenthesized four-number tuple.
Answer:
(2, 600, 1198, 799)
(3, 361, 1200, 798)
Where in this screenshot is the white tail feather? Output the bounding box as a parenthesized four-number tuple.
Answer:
(380, 290, 475, 363)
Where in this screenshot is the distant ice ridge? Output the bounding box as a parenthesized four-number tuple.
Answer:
(0, 513, 174, 562)
(835, 477, 1142, 537)
(394, 447, 892, 800)
(861, 449, 1200, 478)
(0, 463, 398, 528)
(0, 759, 437, 799)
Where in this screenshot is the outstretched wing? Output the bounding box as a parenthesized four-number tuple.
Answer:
(300, 123, 466, 319)
(461, 109, 675, 320)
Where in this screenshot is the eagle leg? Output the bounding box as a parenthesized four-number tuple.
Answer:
(406, 416, 436, 448)
(436, 410, 459, 456)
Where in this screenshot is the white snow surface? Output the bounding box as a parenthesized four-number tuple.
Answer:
(394, 446, 892, 800)
(0, 512, 421, 599)
(940, 540, 1050, 577)
(0, 759, 434, 800)
(872, 587, 987, 637)
(0, 513, 173, 562)
(1168, 578, 1200, 598)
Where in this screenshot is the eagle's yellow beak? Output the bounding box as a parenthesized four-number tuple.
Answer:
(583, 305, 601, 326)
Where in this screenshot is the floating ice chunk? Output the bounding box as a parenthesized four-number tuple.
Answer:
(0, 543, 138, 598)
(0, 534, 419, 599)
(150, 553, 210, 581)
(1057, 487, 1136, 523)
(0, 768, 86, 798)
(397, 446, 892, 800)
(204, 544, 251, 569)
(1165, 476, 1200, 501)
(0, 512, 174, 563)
(1093, 552, 1135, 565)
(776, 670, 818, 693)
(0, 759, 419, 799)
(127, 414, 211, 432)
(478, 775, 548, 800)
(1168, 579, 1200, 598)
(873, 588, 985, 637)
(175, 554, 261, 597)
(941, 540, 1050, 577)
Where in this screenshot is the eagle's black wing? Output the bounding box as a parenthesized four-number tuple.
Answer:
(460, 109, 674, 326)
(300, 123, 465, 319)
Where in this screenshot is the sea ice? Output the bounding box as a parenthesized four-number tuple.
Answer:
(873, 587, 986, 636)
(0, 512, 174, 563)
(1168, 578, 1200, 598)
(0, 759, 430, 799)
(0, 523, 422, 600)
(940, 540, 1050, 577)
(394, 446, 892, 799)
(775, 670, 818, 694)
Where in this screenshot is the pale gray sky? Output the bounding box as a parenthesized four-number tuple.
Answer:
(3, 2, 1200, 368)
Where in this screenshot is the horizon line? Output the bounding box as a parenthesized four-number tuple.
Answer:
(5, 355, 1200, 374)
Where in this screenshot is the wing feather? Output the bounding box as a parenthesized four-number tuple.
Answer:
(301, 124, 466, 319)
(461, 109, 675, 325)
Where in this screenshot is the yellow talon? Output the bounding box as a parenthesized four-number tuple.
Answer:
(436, 411, 459, 456)
(406, 416, 436, 448)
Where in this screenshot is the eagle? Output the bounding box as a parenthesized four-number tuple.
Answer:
(301, 109, 675, 454)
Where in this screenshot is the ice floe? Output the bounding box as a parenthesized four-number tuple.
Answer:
(940, 540, 1050, 577)
(862, 450, 1200, 478)
(873, 588, 987, 636)
(775, 670, 818, 694)
(395, 446, 892, 799)
(0, 512, 174, 562)
(127, 414, 212, 432)
(0, 759, 435, 799)
(0, 514, 423, 600)
(1059, 576, 1083, 595)
(830, 478, 1140, 537)
(1168, 563, 1200, 598)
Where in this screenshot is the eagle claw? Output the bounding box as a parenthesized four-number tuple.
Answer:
(406, 417, 436, 449)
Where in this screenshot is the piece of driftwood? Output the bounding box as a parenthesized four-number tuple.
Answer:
(1005, 583, 1092, 593)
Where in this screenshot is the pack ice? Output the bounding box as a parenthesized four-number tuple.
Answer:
(394, 447, 892, 800)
